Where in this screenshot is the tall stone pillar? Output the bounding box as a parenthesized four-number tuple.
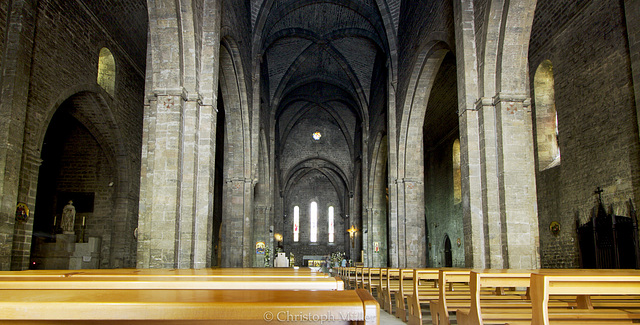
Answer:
(494, 93, 540, 269)
(402, 178, 426, 267)
(0, 0, 36, 270)
(220, 178, 252, 267)
(477, 98, 505, 268)
(137, 94, 184, 268)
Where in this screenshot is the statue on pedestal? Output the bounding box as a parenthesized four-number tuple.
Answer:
(61, 200, 76, 233)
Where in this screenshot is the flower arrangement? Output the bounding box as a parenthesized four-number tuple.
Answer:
(330, 252, 345, 267)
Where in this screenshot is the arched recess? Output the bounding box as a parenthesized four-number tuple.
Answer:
(422, 51, 462, 268)
(394, 41, 450, 268)
(367, 133, 388, 267)
(534, 60, 560, 171)
(25, 88, 135, 270)
(218, 37, 253, 267)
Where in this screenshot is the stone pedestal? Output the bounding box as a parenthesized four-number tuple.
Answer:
(70, 237, 101, 269)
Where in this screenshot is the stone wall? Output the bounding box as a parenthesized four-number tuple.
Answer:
(7, 0, 144, 269)
(282, 172, 348, 265)
(530, 0, 639, 268)
(397, 0, 455, 127)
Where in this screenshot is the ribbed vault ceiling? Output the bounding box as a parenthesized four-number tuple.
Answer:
(257, 0, 390, 194)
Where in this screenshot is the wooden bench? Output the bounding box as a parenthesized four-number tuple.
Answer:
(0, 267, 343, 290)
(455, 269, 539, 325)
(380, 268, 400, 313)
(345, 267, 357, 289)
(0, 288, 379, 324)
(395, 268, 418, 321)
(429, 269, 473, 325)
(366, 267, 381, 297)
(0, 267, 329, 278)
(0, 274, 344, 290)
(407, 268, 440, 325)
(355, 266, 365, 289)
(376, 267, 389, 307)
(530, 269, 640, 325)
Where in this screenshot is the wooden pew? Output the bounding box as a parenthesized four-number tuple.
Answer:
(366, 267, 381, 297)
(376, 267, 389, 307)
(395, 268, 417, 321)
(0, 267, 344, 292)
(407, 268, 440, 325)
(355, 266, 365, 289)
(0, 274, 344, 290)
(381, 268, 400, 313)
(0, 267, 329, 278)
(530, 269, 640, 325)
(345, 267, 357, 289)
(429, 269, 473, 325)
(0, 288, 379, 324)
(455, 269, 537, 325)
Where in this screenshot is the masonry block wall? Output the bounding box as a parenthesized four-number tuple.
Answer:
(8, 0, 144, 269)
(397, 0, 455, 122)
(530, 0, 639, 268)
(0, 3, 6, 61)
(222, 0, 252, 105)
(283, 173, 347, 265)
(425, 137, 464, 267)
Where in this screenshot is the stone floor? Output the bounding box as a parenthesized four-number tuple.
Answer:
(379, 309, 408, 324)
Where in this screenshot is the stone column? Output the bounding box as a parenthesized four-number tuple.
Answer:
(402, 178, 426, 267)
(220, 178, 247, 267)
(477, 98, 505, 268)
(137, 94, 184, 268)
(453, 0, 487, 269)
(494, 93, 540, 269)
(0, 0, 37, 270)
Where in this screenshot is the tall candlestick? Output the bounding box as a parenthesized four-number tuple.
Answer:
(53, 216, 56, 226)
(82, 216, 85, 226)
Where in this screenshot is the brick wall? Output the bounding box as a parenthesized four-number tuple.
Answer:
(282, 171, 348, 265)
(15, 0, 144, 269)
(529, 0, 639, 268)
(397, 0, 455, 128)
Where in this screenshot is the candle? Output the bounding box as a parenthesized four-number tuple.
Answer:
(82, 216, 85, 226)
(53, 216, 56, 226)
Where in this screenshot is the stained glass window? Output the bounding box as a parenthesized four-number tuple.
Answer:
(310, 202, 317, 242)
(293, 206, 299, 242)
(328, 206, 334, 243)
(312, 132, 321, 140)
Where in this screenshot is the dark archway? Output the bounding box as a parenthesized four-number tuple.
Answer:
(444, 235, 452, 267)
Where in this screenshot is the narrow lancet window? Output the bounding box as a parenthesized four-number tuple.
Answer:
(293, 206, 299, 242)
(97, 47, 116, 96)
(310, 202, 318, 243)
(453, 139, 461, 204)
(328, 206, 334, 243)
(534, 60, 561, 170)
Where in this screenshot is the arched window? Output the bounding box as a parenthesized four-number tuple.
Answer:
(293, 206, 299, 242)
(534, 60, 560, 170)
(310, 202, 318, 243)
(97, 47, 116, 96)
(452, 139, 461, 204)
(328, 206, 334, 243)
